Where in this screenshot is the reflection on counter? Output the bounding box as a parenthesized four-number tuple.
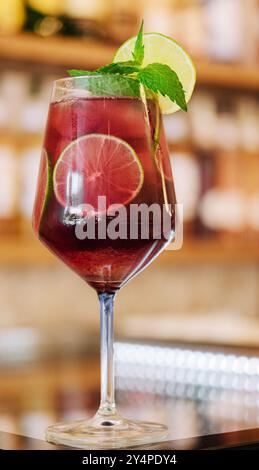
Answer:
(116, 342, 259, 441)
(0, 339, 259, 445)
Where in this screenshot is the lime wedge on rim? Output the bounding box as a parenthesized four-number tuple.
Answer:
(53, 134, 144, 214)
(114, 33, 196, 114)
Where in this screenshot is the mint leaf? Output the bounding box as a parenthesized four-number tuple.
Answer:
(138, 63, 187, 111)
(132, 20, 144, 65)
(67, 69, 97, 77)
(97, 62, 139, 75)
(68, 62, 139, 78)
(67, 74, 140, 98)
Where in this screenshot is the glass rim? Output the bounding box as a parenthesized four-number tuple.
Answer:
(51, 75, 154, 101)
(52, 75, 108, 92)
(54, 75, 109, 85)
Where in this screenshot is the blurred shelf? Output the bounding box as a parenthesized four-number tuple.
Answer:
(0, 33, 259, 91)
(0, 130, 43, 148)
(168, 142, 259, 157)
(0, 33, 114, 71)
(0, 237, 57, 266)
(1, 132, 258, 159)
(159, 238, 259, 264)
(196, 60, 259, 92)
(0, 357, 99, 397)
(0, 236, 259, 266)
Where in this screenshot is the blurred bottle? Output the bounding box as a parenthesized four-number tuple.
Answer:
(142, 0, 173, 37)
(242, 0, 259, 64)
(65, 0, 109, 20)
(0, 0, 25, 35)
(27, 0, 111, 39)
(0, 71, 29, 132)
(163, 112, 190, 149)
(243, 151, 259, 241)
(27, 0, 64, 16)
(189, 91, 217, 150)
(0, 138, 19, 235)
(143, 0, 206, 57)
(64, 0, 111, 38)
(177, 0, 206, 58)
(204, 0, 245, 62)
(108, 0, 139, 43)
(199, 151, 246, 240)
(25, 0, 64, 37)
(0, 94, 6, 130)
(237, 97, 259, 153)
(171, 151, 201, 236)
(19, 142, 42, 233)
(195, 151, 216, 237)
(216, 96, 240, 151)
(20, 76, 49, 134)
(172, 0, 206, 58)
(214, 95, 259, 241)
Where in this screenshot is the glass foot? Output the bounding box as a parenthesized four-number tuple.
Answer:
(46, 409, 168, 449)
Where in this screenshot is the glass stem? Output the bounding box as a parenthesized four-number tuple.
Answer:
(98, 292, 116, 415)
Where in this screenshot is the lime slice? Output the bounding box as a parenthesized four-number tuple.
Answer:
(114, 33, 196, 114)
(32, 148, 51, 232)
(53, 134, 144, 213)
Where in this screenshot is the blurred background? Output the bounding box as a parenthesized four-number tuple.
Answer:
(0, 0, 259, 447)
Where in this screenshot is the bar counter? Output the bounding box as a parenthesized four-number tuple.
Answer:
(1, 427, 259, 450)
(0, 339, 259, 450)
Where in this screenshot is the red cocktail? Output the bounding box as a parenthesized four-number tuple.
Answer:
(33, 94, 175, 293)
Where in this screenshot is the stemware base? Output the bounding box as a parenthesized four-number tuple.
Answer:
(46, 409, 168, 449)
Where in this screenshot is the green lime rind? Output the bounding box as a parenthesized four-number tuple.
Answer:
(53, 134, 144, 208)
(38, 149, 53, 231)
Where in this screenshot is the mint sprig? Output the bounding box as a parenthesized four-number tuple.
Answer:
(139, 63, 187, 112)
(132, 20, 144, 65)
(67, 22, 187, 112)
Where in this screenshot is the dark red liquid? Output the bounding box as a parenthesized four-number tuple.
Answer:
(33, 97, 176, 293)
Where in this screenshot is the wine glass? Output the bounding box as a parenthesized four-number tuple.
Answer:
(33, 75, 176, 449)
